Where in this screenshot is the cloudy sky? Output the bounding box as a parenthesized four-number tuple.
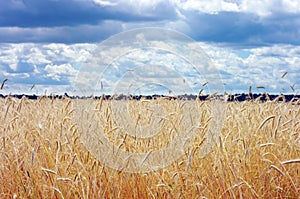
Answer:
(0, 0, 299, 95)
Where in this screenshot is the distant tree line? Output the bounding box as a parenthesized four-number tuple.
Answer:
(0, 93, 299, 103)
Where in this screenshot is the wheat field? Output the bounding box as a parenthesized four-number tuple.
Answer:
(0, 96, 299, 198)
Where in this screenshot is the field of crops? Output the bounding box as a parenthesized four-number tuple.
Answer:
(0, 96, 299, 198)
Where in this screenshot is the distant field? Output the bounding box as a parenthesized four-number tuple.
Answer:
(0, 96, 299, 198)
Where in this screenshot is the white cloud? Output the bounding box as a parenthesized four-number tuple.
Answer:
(176, 0, 239, 14)
(0, 42, 299, 95)
(172, 0, 300, 17)
(283, 0, 300, 13)
(92, 0, 118, 6)
(240, 0, 300, 17)
(0, 43, 94, 95)
(105, 0, 178, 19)
(3, 71, 30, 78)
(124, 0, 168, 11)
(201, 43, 300, 94)
(44, 63, 78, 81)
(239, 0, 273, 17)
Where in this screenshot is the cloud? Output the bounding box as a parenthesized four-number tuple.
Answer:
(0, 1, 299, 95)
(44, 63, 77, 81)
(176, 0, 239, 14)
(93, 0, 118, 7)
(0, 0, 300, 46)
(0, 42, 299, 95)
(0, 43, 95, 94)
(0, 0, 176, 28)
(175, 0, 300, 17)
(203, 43, 300, 94)
(116, 0, 178, 19)
(173, 9, 300, 46)
(240, 0, 300, 17)
(0, 21, 125, 43)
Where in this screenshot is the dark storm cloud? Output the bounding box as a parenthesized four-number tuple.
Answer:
(180, 11, 300, 46)
(260, 13, 300, 45)
(0, 0, 299, 45)
(0, 0, 178, 43)
(0, 21, 124, 43)
(0, 0, 177, 28)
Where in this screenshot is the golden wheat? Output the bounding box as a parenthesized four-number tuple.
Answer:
(0, 97, 299, 198)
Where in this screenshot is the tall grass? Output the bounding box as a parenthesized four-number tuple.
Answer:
(0, 96, 299, 198)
